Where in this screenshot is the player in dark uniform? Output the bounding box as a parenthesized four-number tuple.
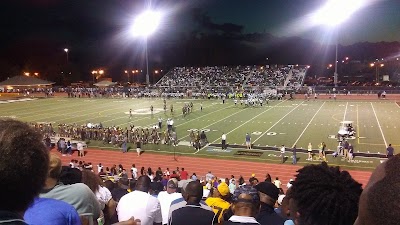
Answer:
(129, 109, 132, 119)
(150, 105, 154, 114)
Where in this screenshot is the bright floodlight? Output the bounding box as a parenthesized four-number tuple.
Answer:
(313, 0, 363, 26)
(131, 10, 161, 37)
(64, 48, 69, 53)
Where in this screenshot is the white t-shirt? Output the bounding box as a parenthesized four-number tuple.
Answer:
(96, 186, 112, 210)
(131, 167, 138, 179)
(97, 165, 103, 173)
(77, 142, 83, 151)
(280, 146, 285, 154)
(274, 180, 282, 189)
(157, 191, 182, 224)
(222, 134, 227, 140)
(117, 191, 162, 225)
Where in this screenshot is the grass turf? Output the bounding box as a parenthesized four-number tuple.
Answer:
(1, 97, 398, 170)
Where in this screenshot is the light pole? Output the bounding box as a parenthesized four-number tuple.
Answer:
(130, 10, 162, 85)
(64, 48, 69, 62)
(91, 71, 97, 83)
(125, 70, 133, 83)
(313, 0, 363, 87)
(370, 63, 384, 83)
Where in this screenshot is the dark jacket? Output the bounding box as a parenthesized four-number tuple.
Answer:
(256, 203, 286, 225)
(0, 211, 28, 225)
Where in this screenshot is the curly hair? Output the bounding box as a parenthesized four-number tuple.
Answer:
(0, 119, 49, 212)
(290, 162, 362, 225)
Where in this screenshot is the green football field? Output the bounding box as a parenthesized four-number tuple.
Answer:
(1, 97, 398, 170)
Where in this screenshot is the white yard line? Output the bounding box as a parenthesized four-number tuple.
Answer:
(252, 101, 305, 143)
(342, 102, 349, 121)
(292, 102, 326, 146)
(195, 100, 288, 154)
(370, 102, 388, 147)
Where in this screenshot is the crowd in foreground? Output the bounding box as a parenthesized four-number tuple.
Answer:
(0, 118, 398, 225)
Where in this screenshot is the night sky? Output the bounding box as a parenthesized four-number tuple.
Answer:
(0, 0, 399, 81)
(205, 0, 400, 44)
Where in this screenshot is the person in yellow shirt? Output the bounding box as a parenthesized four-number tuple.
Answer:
(205, 182, 231, 223)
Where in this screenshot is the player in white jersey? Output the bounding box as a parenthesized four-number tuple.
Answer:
(234, 99, 238, 106)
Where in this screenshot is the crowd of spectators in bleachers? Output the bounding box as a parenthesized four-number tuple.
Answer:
(157, 66, 248, 88)
(285, 67, 307, 89)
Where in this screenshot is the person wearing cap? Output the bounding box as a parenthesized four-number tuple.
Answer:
(40, 153, 101, 222)
(117, 175, 162, 225)
(225, 185, 261, 225)
(158, 180, 182, 225)
(205, 182, 231, 223)
(169, 181, 216, 225)
(255, 182, 286, 225)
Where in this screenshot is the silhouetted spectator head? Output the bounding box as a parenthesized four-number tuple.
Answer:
(354, 154, 400, 225)
(255, 181, 279, 206)
(0, 119, 49, 212)
(183, 181, 203, 203)
(59, 166, 82, 184)
(289, 162, 362, 225)
(135, 175, 151, 192)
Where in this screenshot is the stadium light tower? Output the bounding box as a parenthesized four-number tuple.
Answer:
(64, 48, 69, 62)
(313, 0, 363, 87)
(130, 10, 162, 85)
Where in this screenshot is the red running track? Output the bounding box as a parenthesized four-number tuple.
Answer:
(58, 149, 372, 190)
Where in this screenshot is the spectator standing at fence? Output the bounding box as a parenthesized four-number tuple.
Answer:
(122, 135, 128, 153)
(222, 133, 227, 150)
(280, 145, 286, 163)
(307, 143, 312, 161)
(292, 145, 297, 164)
(387, 144, 394, 158)
(77, 142, 84, 157)
(348, 143, 354, 161)
(246, 133, 251, 149)
(343, 140, 349, 159)
(0, 119, 49, 225)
